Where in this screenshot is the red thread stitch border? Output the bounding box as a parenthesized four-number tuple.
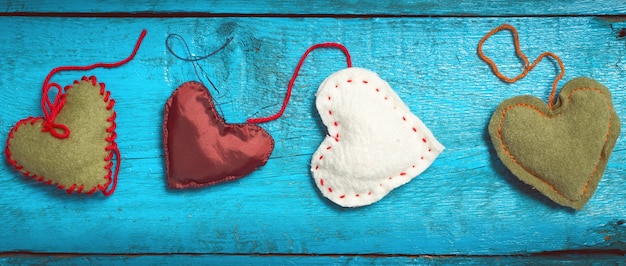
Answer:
(313, 76, 435, 201)
(497, 87, 611, 202)
(4, 76, 118, 196)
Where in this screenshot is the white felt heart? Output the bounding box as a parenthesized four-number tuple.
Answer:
(310, 67, 444, 207)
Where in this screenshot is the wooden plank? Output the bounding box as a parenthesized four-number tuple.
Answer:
(1, 0, 626, 16)
(0, 16, 625, 256)
(1, 254, 625, 265)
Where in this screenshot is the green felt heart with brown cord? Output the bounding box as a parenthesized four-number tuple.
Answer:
(489, 77, 620, 210)
(5, 76, 118, 195)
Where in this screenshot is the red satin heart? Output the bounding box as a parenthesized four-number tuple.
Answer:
(163, 82, 274, 188)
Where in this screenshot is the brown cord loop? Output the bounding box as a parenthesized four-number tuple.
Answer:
(477, 24, 565, 109)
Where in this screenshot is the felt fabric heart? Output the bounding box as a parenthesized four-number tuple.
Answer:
(5, 76, 118, 194)
(163, 81, 274, 188)
(489, 77, 620, 210)
(311, 68, 444, 207)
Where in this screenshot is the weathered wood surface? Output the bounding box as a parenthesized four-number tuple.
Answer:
(1, 253, 625, 265)
(0, 1, 626, 264)
(2, 0, 626, 15)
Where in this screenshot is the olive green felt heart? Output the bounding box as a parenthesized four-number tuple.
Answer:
(5, 76, 118, 195)
(489, 77, 620, 210)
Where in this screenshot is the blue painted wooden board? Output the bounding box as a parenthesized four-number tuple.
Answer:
(0, 14, 626, 263)
(1, 254, 625, 265)
(2, 0, 626, 15)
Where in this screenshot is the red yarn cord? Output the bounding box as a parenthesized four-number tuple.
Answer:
(477, 24, 565, 109)
(41, 29, 147, 138)
(247, 43, 352, 124)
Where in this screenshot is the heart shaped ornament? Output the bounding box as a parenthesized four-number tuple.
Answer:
(6, 76, 118, 194)
(489, 77, 620, 210)
(163, 81, 274, 188)
(311, 68, 444, 207)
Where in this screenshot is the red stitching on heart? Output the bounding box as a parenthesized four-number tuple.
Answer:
(4, 30, 145, 196)
(497, 87, 611, 202)
(5, 77, 120, 196)
(314, 77, 433, 201)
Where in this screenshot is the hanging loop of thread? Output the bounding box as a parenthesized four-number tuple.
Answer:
(477, 24, 565, 109)
(165, 34, 232, 93)
(247, 43, 352, 124)
(40, 29, 148, 139)
(166, 34, 233, 62)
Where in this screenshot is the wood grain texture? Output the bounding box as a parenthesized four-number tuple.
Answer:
(1, 0, 626, 16)
(0, 15, 625, 258)
(1, 254, 625, 265)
